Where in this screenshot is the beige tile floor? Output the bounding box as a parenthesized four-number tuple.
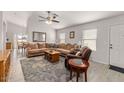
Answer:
(8, 49, 25, 82)
(7, 49, 124, 82)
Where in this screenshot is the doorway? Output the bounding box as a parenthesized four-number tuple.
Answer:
(110, 24, 124, 68)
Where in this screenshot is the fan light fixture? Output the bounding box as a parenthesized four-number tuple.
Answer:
(45, 20, 52, 24)
(39, 11, 60, 24)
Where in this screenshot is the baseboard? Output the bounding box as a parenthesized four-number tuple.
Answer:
(91, 58, 108, 65)
(109, 65, 124, 73)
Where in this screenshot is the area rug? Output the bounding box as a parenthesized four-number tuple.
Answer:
(20, 56, 73, 82)
(20, 56, 124, 82)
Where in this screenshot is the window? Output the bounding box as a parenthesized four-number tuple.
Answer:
(17, 34, 28, 43)
(59, 33, 65, 43)
(82, 29, 97, 51)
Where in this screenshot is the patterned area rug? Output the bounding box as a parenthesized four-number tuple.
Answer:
(20, 56, 78, 82)
(20, 56, 124, 82)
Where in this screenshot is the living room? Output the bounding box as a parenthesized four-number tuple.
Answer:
(1, 0, 124, 92)
(0, 11, 124, 82)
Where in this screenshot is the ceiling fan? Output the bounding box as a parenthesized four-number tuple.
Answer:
(39, 11, 60, 24)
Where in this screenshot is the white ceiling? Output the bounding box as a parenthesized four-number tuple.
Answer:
(46, 11, 124, 29)
(3, 11, 124, 29)
(3, 11, 33, 27)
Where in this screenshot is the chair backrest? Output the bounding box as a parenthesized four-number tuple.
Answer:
(81, 47, 92, 61)
(80, 46, 88, 56)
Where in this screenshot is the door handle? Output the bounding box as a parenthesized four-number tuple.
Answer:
(110, 46, 112, 49)
(110, 44, 112, 49)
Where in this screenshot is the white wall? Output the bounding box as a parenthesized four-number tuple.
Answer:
(0, 11, 6, 50)
(0, 11, 3, 50)
(2, 21, 7, 50)
(7, 21, 26, 48)
(57, 14, 124, 65)
(3, 11, 32, 27)
(27, 14, 56, 43)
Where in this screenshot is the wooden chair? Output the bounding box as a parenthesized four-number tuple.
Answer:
(68, 48, 92, 82)
(65, 46, 88, 70)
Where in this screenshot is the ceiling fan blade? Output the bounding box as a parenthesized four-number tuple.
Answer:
(39, 16, 46, 19)
(52, 20, 60, 23)
(39, 20, 45, 21)
(53, 13, 59, 17)
(47, 11, 51, 13)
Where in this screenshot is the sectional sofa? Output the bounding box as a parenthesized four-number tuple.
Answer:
(26, 43, 79, 57)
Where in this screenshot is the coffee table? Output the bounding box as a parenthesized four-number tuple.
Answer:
(44, 50, 60, 62)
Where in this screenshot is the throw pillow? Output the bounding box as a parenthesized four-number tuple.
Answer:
(75, 51, 81, 56)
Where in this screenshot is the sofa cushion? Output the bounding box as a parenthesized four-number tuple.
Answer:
(46, 43, 50, 48)
(66, 44, 73, 50)
(73, 44, 80, 49)
(28, 43, 38, 49)
(41, 48, 48, 51)
(28, 49, 43, 54)
(54, 44, 59, 48)
(58, 43, 66, 49)
(75, 51, 81, 56)
(38, 43, 46, 48)
(56, 48, 70, 54)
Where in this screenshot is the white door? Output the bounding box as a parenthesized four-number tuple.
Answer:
(110, 24, 124, 68)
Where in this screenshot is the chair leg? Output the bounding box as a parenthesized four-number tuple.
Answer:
(76, 72, 79, 82)
(70, 70, 72, 80)
(84, 71, 87, 82)
(65, 58, 67, 68)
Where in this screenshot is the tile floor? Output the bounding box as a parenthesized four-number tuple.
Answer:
(8, 49, 25, 82)
(7, 49, 124, 82)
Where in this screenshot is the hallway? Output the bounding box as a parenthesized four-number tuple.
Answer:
(8, 49, 25, 82)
